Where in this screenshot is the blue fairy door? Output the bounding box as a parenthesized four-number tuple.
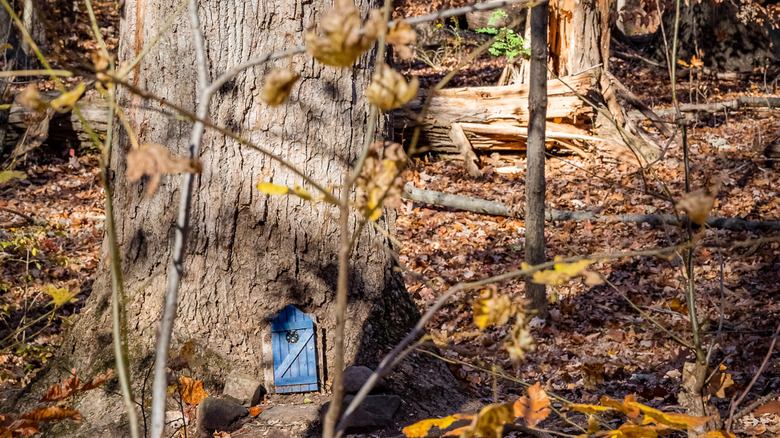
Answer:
(271, 305, 318, 393)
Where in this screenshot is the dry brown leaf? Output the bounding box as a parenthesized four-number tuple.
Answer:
(387, 20, 416, 60)
(704, 373, 734, 399)
(17, 84, 47, 113)
(581, 362, 605, 390)
(753, 400, 780, 416)
(92, 51, 109, 72)
(460, 403, 514, 438)
(168, 340, 196, 371)
(355, 142, 405, 220)
(40, 371, 80, 402)
(676, 187, 718, 226)
(126, 144, 202, 194)
(305, 5, 382, 66)
(179, 376, 208, 406)
(261, 69, 300, 106)
(472, 286, 513, 329)
(513, 382, 550, 427)
(504, 313, 534, 362)
(20, 407, 83, 423)
(365, 67, 418, 111)
(79, 369, 114, 392)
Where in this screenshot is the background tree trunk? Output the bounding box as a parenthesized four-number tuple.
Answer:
(8, 0, 463, 434)
(550, 0, 659, 162)
(651, 0, 779, 72)
(525, 1, 548, 318)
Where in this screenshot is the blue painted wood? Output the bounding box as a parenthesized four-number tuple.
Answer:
(271, 305, 318, 393)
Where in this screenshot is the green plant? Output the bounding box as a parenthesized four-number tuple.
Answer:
(476, 9, 529, 62)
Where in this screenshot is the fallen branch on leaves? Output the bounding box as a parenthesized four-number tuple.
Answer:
(638, 97, 780, 119)
(402, 185, 780, 231)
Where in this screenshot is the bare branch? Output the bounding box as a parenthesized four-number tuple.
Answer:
(149, 0, 209, 436)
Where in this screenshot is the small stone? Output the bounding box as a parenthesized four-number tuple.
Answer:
(322, 394, 401, 430)
(196, 397, 249, 435)
(223, 371, 263, 406)
(163, 410, 188, 434)
(342, 366, 385, 394)
(260, 404, 321, 424)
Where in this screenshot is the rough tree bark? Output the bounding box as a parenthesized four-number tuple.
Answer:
(525, 0, 548, 317)
(9, 0, 463, 435)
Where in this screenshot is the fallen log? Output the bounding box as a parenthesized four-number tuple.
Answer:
(2, 91, 109, 155)
(402, 185, 780, 232)
(629, 97, 780, 122)
(394, 71, 598, 157)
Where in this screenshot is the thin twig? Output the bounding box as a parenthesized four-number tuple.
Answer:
(82, 0, 140, 435)
(323, 0, 394, 434)
(734, 392, 779, 421)
(149, 0, 210, 435)
(0, 207, 36, 225)
(727, 321, 780, 432)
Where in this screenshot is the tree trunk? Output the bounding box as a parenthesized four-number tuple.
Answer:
(550, 0, 659, 162)
(651, 0, 779, 72)
(525, 0, 548, 318)
(8, 0, 462, 435)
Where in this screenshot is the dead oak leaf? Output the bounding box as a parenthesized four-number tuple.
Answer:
(20, 407, 83, 423)
(126, 144, 202, 194)
(40, 371, 80, 402)
(79, 369, 114, 392)
(179, 376, 208, 406)
(677, 181, 720, 226)
(513, 382, 550, 427)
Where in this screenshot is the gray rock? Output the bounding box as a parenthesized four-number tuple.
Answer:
(322, 394, 401, 430)
(342, 366, 385, 394)
(259, 404, 321, 424)
(223, 371, 263, 406)
(196, 397, 249, 435)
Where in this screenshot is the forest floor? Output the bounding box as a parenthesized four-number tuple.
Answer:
(0, 1, 779, 437)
